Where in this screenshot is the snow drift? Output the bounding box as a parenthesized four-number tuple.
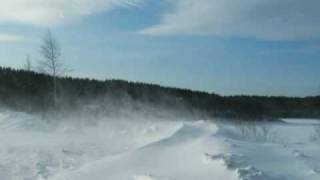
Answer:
(0, 110, 319, 180)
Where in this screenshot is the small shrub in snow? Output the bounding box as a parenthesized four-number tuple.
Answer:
(235, 121, 273, 142)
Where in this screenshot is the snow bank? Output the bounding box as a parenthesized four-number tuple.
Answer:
(52, 119, 320, 180)
(51, 121, 238, 180)
(1, 110, 320, 180)
(0, 111, 182, 180)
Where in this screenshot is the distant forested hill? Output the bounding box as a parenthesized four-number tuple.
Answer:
(0, 66, 319, 120)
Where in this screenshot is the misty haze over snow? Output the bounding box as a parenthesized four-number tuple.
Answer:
(0, 110, 320, 180)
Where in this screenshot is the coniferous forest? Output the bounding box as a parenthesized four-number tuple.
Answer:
(1, 66, 319, 120)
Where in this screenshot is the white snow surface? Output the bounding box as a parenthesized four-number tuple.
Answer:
(282, 118, 320, 125)
(0, 110, 320, 180)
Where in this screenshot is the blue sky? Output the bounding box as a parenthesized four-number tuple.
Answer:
(0, 0, 320, 97)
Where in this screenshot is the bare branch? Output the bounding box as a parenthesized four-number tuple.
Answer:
(38, 29, 68, 108)
(39, 30, 63, 76)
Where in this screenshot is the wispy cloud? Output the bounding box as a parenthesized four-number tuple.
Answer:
(0, 33, 24, 43)
(140, 0, 320, 40)
(0, 0, 143, 26)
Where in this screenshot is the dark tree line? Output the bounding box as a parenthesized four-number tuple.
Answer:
(0, 66, 320, 120)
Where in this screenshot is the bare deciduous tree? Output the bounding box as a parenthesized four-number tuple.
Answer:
(39, 30, 67, 107)
(24, 55, 32, 111)
(24, 55, 32, 71)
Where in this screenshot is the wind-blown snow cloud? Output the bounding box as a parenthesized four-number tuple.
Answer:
(0, 0, 143, 26)
(140, 0, 320, 40)
(0, 33, 24, 43)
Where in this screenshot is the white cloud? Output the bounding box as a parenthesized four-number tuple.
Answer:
(140, 0, 320, 40)
(0, 33, 24, 43)
(0, 0, 143, 26)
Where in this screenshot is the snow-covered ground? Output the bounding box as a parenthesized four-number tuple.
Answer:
(0, 110, 319, 180)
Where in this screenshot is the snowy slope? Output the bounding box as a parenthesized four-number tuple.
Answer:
(0, 110, 320, 180)
(0, 110, 182, 180)
(52, 122, 238, 180)
(51, 119, 320, 180)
